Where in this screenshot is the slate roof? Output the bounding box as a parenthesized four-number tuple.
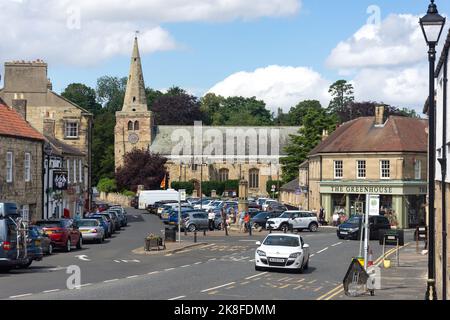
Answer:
(0, 100, 44, 141)
(281, 178, 300, 192)
(149, 126, 300, 160)
(45, 135, 85, 157)
(309, 116, 428, 156)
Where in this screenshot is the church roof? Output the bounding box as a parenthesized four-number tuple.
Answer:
(149, 125, 300, 162)
(122, 37, 148, 113)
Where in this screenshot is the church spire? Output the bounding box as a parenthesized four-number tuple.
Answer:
(122, 36, 148, 112)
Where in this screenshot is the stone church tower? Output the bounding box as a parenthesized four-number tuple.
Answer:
(114, 37, 153, 169)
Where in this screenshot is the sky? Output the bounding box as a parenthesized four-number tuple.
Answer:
(0, 0, 448, 113)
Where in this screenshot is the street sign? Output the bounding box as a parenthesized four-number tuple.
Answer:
(271, 185, 276, 191)
(368, 194, 380, 216)
(180, 189, 186, 201)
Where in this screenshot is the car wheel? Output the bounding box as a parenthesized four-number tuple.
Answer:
(253, 223, 260, 229)
(48, 243, 53, 255)
(188, 224, 197, 232)
(76, 236, 83, 249)
(309, 223, 319, 232)
(20, 259, 33, 269)
(66, 239, 71, 252)
(303, 259, 309, 270)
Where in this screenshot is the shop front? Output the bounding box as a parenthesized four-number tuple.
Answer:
(320, 181, 427, 229)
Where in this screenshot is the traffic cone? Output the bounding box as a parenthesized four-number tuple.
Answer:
(368, 249, 374, 267)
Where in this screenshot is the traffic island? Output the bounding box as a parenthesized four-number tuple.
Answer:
(132, 241, 208, 256)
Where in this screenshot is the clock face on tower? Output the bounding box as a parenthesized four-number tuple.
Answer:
(128, 133, 139, 144)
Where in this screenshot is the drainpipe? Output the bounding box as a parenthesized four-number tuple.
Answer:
(442, 51, 448, 301)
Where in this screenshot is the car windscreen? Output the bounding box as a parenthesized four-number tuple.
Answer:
(263, 236, 300, 247)
(35, 221, 63, 228)
(253, 212, 268, 219)
(347, 216, 362, 225)
(77, 220, 98, 227)
(279, 212, 295, 219)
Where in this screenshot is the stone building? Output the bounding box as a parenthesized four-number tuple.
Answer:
(115, 37, 300, 197)
(0, 60, 93, 210)
(305, 106, 428, 229)
(0, 99, 44, 222)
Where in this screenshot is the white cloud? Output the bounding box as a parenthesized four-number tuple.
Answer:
(0, 0, 301, 67)
(207, 65, 331, 112)
(326, 14, 435, 111)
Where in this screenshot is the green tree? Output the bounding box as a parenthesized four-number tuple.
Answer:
(97, 178, 117, 193)
(328, 80, 355, 120)
(281, 106, 337, 182)
(96, 76, 127, 112)
(61, 83, 102, 115)
(91, 112, 116, 185)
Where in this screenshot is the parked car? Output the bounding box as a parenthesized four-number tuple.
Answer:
(29, 225, 53, 255)
(18, 227, 45, 269)
(35, 219, 82, 252)
(139, 189, 180, 210)
(193, 199, 214, 210)
(288, 211, 320, 232)
(148, 200, 179, 215)
(251, 211, 283, 230)
(164, 207, 194, 224)
(97, 212, 116, 234)
(107, 210, 122, 231)
(109, 207, 127, 227)
(255, 233, 310, 273)
(131, 196, 139, 209)
(337, 215, 391, 240)
(76, 219, 105, 243)
(262, 200, 281, 211)
(182, 211, 209, 232)
(88, 215, 112, 238)
(1, 203, 31, 272)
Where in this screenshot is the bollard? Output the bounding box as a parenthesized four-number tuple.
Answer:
(184, 228, 187, 236)
(203, 229, 207, 237)
(194, 231, 197, 243)
(249, 223, 252, 236)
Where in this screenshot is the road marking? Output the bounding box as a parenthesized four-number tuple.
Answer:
(202, 243, 216, 249)
(127, 275, 139, 279)
(165, 254, 173, 257)
(249, 259, 255, 262)
(314, 286, 324, 292)
(168, 296, 186, 300)
(310, 254, 315, 257)
(148, 271, 160, 275)
(201, 282, 236, 293)
(279, 284, 292, 289)
(245, 272, 268, 280)
(241, 281, 250, 285)
(239, 240, 258, 242)
(43, 289, 60, 294)
(317, 247, 329, 254)
(194, 262, 202, 265)
(297, 278, 306, 283)
(293, 285, 304, 290)
(332, 242, 343, 247)
(180, 265, 191, 268)
(75, 255, 91, 261)
(114, 260, 121, 263)
(165, 268, 175, 271)
(308, 280, 317, 284)
(9, 293, 32, 299)
(208, 258, 217, 261)
(104, 279, 119, 283)
(80, 283, 92, 287)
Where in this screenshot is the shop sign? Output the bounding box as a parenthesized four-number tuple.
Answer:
(53, 171, 68, 190)
(331, 185, 393, 194)
(368, 195, 380, 216)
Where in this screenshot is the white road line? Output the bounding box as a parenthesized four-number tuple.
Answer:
(239, 240, 258, 242)
(104, 279, 119, 283)
(165, 268, 175, 271)
(201, 282, 236, 293)
(148, 271, 160, 275)
(169, 296, 186, 300)
(208, 258, 217, 261)
(249, 259, 255, 262)
(165, 254, 173, 257)
(194, 262, 202, 265)
(332, 242, 343, 247)
(80, 283, 92, 287)
(43, 289, 60, 294)
(310, 254, 315, 257)
(317, 247, 329, 254)
(9, 293, 33, 299)
(245, 272, 268, 280)
(180, 265, 191, 268)
(127, 275, 139, 279)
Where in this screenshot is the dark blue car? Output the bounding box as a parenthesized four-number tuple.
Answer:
(89, 215, 112, 238)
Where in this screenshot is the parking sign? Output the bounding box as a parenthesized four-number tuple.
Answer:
(180, 189, 186, 201)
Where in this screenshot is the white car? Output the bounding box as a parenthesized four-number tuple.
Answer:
(255, 234, 310, 272)
(262, 200, 279, 211)
(266, 211, 319, 232)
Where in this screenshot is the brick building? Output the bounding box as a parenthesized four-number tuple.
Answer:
(0, 99, 44, 222)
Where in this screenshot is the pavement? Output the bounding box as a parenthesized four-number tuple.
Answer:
(0, 207, 428, 301)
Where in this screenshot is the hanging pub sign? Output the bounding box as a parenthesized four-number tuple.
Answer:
(53, 171, 68, 190)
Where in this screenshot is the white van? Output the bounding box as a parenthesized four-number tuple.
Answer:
(138, 190, 180, 210)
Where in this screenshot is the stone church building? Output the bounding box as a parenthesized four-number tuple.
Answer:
(115, 38, 300, 197)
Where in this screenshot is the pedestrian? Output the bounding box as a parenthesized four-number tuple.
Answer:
(221, 206, 228, 236)
(208, 209, 215, 231)
(319, 207, 325, 226)
(332, 212, 339, 227)
(244, 212, 251, 233)
(74, 211, 82, 223)
(230, 207, 236, 224)
(239, 211, 245, 233)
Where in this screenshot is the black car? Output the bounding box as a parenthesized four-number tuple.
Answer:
(337, 215, 391, 240)
(251, 211, 283, 230)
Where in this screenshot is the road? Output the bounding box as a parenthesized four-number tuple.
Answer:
(0, 208, 409, 300)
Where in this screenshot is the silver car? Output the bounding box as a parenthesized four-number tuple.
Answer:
(76, 219, 105, 243)
(182, 211, 209, 232)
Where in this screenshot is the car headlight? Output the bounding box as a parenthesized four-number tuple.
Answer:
(289, 252, 302, 259)
(257, 250, 266, 257)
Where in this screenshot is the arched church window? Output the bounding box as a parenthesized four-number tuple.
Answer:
(134, 121, 140, 131)
(219, 169, 229, 182)
(249, 169, 259, 189)
(128, 121, 133, 131)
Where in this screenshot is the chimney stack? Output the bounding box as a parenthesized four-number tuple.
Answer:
(43, 119, 56, 137)
(375, 105, 385, 126)
(12, 99, 27, 120)
(322, 129, 329, 141)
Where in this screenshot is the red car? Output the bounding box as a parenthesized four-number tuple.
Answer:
(35, 220, 82, 252)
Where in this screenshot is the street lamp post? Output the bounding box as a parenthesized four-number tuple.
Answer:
(420, 0, 446, 301)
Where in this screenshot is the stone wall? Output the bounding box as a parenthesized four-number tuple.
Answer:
(0, 135, 43, 221)
(98, 192, 132, 207)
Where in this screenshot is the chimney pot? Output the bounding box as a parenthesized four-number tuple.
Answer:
(375, 105, 385, 126)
